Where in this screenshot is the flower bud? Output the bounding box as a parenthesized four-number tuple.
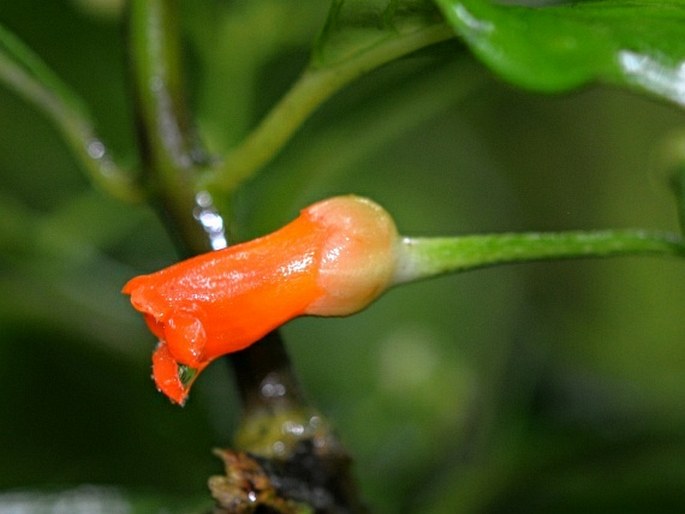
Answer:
(122, 195, 398, 404)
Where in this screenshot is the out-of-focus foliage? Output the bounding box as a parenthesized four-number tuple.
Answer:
(312, 0, 443, 69)
(1, 0, 685, 513)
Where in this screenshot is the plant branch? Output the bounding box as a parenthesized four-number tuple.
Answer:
(127, 9, 364, 512)
(201, 23, 454, 193)
(0, 23, 141, 203)
(128, 0, 215, 255)
(393, 229, 685, 284)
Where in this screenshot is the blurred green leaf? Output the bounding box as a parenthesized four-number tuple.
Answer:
(0, 22, 139, 201)
(245, 55, 485, 235)
(70, 0, 124, 20)
(434, 0, 685, 106)
(188, 0, 329, 151)
(34, 191, 145, 262)
(313, 0, 446, 69)
(0, 21, 87, 118)
(678, 167, 685, 231)
(202, 0, 454, 194)
(0, 486, 210, 513)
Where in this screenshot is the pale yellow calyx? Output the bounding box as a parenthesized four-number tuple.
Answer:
(304, 195, 399, 316)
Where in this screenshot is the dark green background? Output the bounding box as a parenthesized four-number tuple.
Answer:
(1, 1, 684, 512)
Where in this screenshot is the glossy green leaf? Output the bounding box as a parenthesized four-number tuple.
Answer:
(434, 0, 685, 106)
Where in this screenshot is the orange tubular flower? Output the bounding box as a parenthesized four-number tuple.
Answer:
(123, 195, 398, 405)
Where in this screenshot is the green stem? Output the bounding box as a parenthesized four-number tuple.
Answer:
(128, 0, 203, 173)
(0, 24, 140, 202)
(200, 23, 454, 193)
(254, 56, 487, 224)
(127, 0, 317, 435)
(128, 0, 213, 255)
(128, 7, 365, 509)
(393, 229, 685, 284)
